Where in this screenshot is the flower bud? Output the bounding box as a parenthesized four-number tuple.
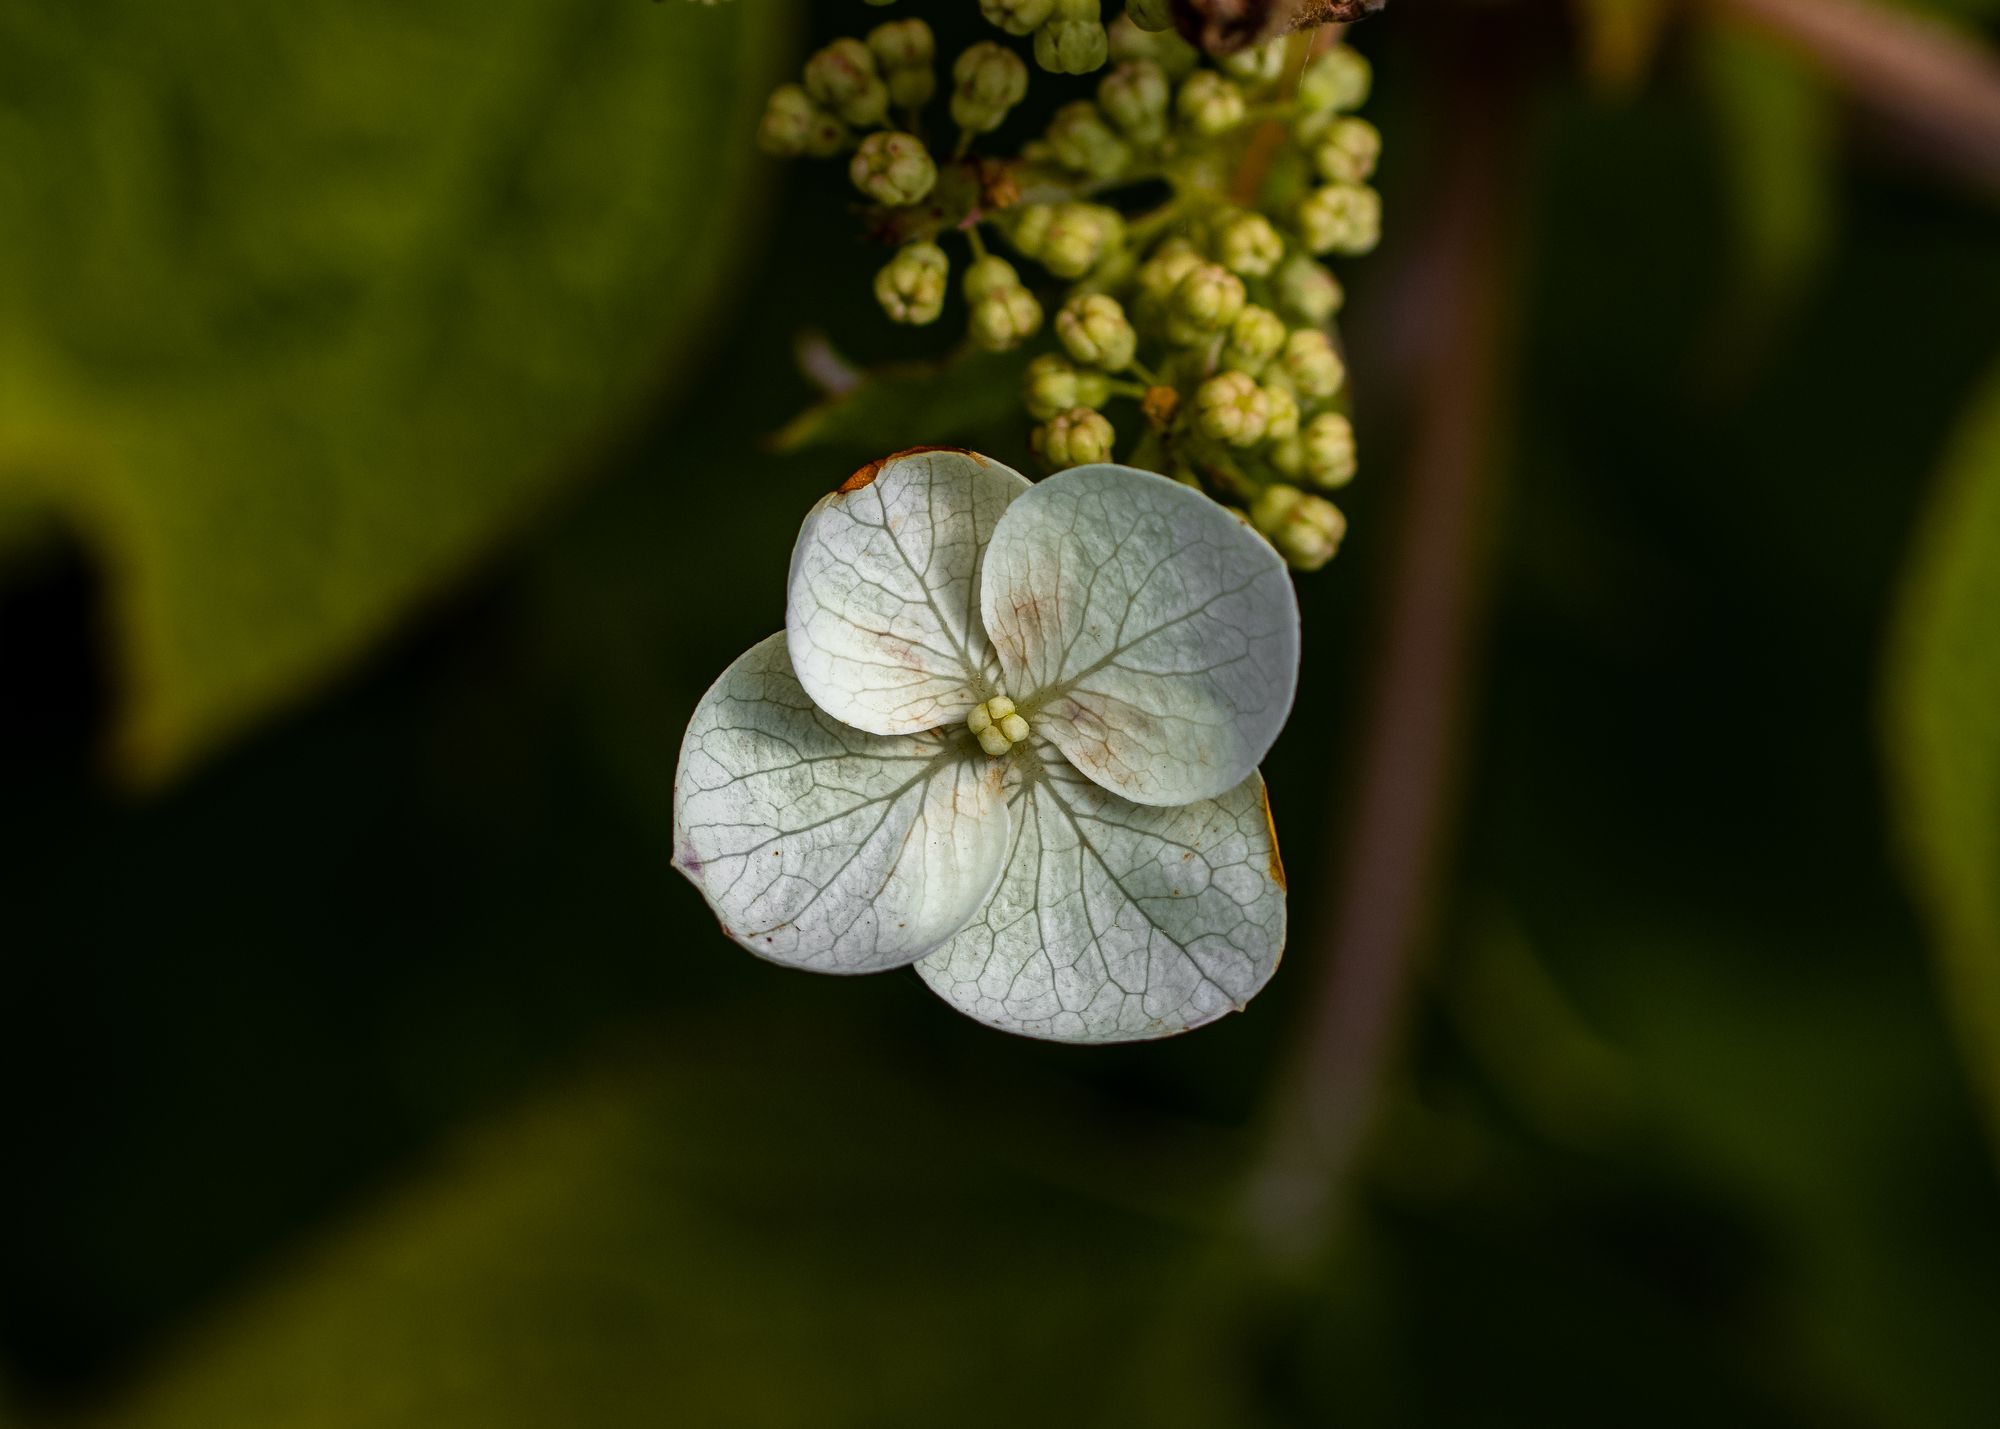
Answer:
(963, 253, 1023, 302)
(980, 0, 1056, 36)
(1056, 293, 1138, 370)
(969, 284, 1044, 350)
(1273, 254, 1345, 325)
(1045, 101, 1131, 179)
(1008, 204, 1055, 259)
(1034, 407, 1116, 469)
(1216, 211, 1285, 278)
(1176, 71, 1246, 137)
(1195, 371, 1270, 446)
(1314, 117, 1382, 184)
(874, 241, 948, 325)
(1221, 40, 1285, 87)
(1035, 3, 1109, 76)
(805, 38, 889, 128)
(1040, 202, 1122, 279)
(759, 84, 845, 158)
(1222, 304, 1286, 374)
(1280, 329, 1346, 400)
(1252, 485, 1346, 570)
(1167, 262, 1246, 345)
(1124, 0, 1174, 31)
(1301, 412, 1358, 487)
(850, 131, 938, 206)
(1108, 12, 1199, 77)
(1023, 353, 1112, 420)
(1134, 237, 1204, 309)
(1297, 182, 1382, 257)
(1262, 382, 1301, 442)
(952, 41, 1030, 134)
(1299, 46, 1373, 115)
(870, 19, 938, 108)
(1098, 60, 1170, 144)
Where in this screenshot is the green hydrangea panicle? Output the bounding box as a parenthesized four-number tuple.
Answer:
(1261, 381, 1301, 442)
(969, 282, 1044, 351)
(1176, 70, 1246, 137)
(805, 37, 890, 128)
(1217, 210, 1285, 278)
(1098, 59, 1170, 145)
(1124, 0, 1175, 32)
(1223, 304, 1287, 374)
(1297, 181, 1382, 256)
(1166, 262, 1246, 345)
(759, 84, 845, 158)
(1314, 116, 1383, 184)
(867, 18, 937, 109)
(1299, 44, 1373, 114)
(1280, 328, 1346, 400)
(1037, 202, 1123, 278)
(1045, 100, 1132, 178)
(1274, 252, 1345, 325)
(1036, 0, 1109, 75)
(1221, 39, 1287, 88)
(1196, 371, 1271, 447)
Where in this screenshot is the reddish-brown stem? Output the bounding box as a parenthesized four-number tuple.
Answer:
(1243, 31, 1520, 1270)
(1703, 0, 2000, 190)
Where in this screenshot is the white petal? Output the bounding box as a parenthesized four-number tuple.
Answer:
(787, 447, 1032, 736)
(981, 463, 1299, 806)
(673, 634, 1012, 973)
(917, 748, 1286, 1043)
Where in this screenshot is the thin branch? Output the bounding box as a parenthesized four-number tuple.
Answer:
(1242, 28, 1520, 1272)
(1703, 0, 2000, 190)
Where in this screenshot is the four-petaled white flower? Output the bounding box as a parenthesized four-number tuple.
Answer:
(672, 448, 1300, 1043)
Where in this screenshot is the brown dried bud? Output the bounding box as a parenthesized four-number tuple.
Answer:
(1169, 0, 1386, 55)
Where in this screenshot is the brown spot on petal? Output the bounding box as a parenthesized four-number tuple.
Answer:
(835, 445, 984, 494)
(1260, 783, 1286, 892)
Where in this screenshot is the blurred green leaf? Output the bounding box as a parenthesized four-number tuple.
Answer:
(1697, 26, 1836, 337)
(77, 1040, 1232, 1429)
(1887, 359, 2000, 1159)
(0, 0, 786, 781)
(1570, 0, 1673, 90)
(773, 345, 1031, 456)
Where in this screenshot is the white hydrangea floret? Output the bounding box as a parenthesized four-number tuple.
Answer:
(672, 448, 1301, 1043)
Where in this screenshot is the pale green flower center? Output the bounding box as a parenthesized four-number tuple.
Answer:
(967, 694, 1030, 757)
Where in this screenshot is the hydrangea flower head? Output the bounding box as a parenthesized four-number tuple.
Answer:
(673, 449, 1300, 1043)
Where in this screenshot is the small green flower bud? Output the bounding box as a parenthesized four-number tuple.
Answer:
(1314, 117, 1382, 184)
(1039, 202, 1122, 279)
(1167, 262, 1246, 345)
(1221, 40, 1286, 87)
(850, 130, 938, 206)
(1251, 485, 1346, 570)
(1125, 0, 1175, 31)
(1034, 407, 1116, 469)
(1297, 182, 1382, 257)
(805, 39, 889, 128)
(1301, 412, 1358, 487)
(870, 20, 938, 108)
(1108, 13, 1199, 77)
(759, 84, 844, 157)
(963, 253, 1023, 302)
(1035, 4, 1109, 77)
(1023, 353, 1112, 420)
(1176, 71, 1246, 137)
(874, 241, 948, 325)
(1098, 60, 1170, 144)
(1299, 46, 1373, 115)
(1009, 204, 1055, 258)
(969, 284, 1044, 350)
(1262, 381, 1301, 442)
(1281, 329, 1346, 400)
(1056, 293, 1138, 370)
(1223, 304, 1287, 374)
(1134, 237, 1204, 309)
(1216, 211, 1285, 278)
(868, 18, 933, 69)
(980, 0, 1056, 36)
(952, 41, 1030, 134)
(1273, 253, 1345, 325)
(1046, 100, 1131, 179)
(1195, 371, 1270, 446)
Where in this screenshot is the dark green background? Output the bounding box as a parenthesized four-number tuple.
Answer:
(4, 2, 1999, 1425)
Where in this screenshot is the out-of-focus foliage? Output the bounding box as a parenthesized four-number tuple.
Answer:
(772, 345, 1032, 455)
(1888, 362, 2000, 1158)
(0, 0, 783, 781)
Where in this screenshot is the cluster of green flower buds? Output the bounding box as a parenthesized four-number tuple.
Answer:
(980, 0, 1110, 76)
(754, 5, 1385, 576)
